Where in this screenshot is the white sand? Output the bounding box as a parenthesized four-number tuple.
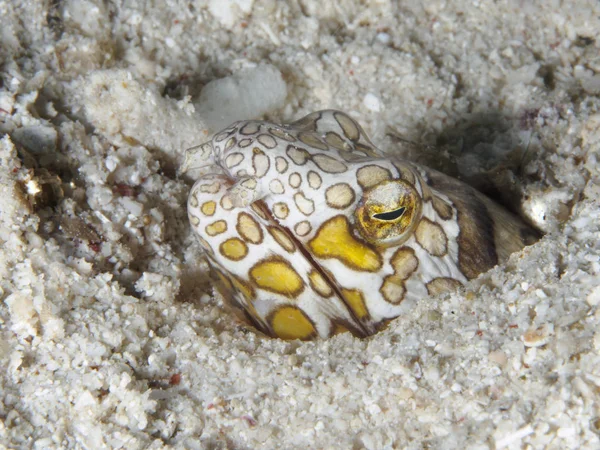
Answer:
(1, 1, 600, 448)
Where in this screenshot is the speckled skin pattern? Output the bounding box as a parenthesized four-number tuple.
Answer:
(186, 110, 539, 340)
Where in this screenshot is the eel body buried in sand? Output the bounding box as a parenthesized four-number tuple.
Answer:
(182, 110, 539, 340)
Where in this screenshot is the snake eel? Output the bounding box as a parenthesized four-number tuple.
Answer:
(183, 110, 539, 340)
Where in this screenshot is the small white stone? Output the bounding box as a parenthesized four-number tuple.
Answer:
(25, 179, 41, 195)
(557, 426, 576, 438)
(74, 390, 98, 411)
(121, 198, 143, 216)
(367, 403, 381, 415)
(105, 155, 119, 172)
(495, 425, 534, 449)
(586, 285, 600, 306)
(208, 0, 254, 28)
(376, 33, 391, 44)
(363, 93, 381, 112)
(198, 64, 287, 130)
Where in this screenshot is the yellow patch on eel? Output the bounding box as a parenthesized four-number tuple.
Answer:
(308, 215, 382, 272)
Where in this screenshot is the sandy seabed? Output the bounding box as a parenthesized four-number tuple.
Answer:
(1, 1, 600, 449)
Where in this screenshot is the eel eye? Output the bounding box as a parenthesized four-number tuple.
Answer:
(354, 180, 422, 246)
(372, 207, 406, 221)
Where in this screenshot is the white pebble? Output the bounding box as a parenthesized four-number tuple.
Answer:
(121, 198, 143, 216)
(496, 425, 534, 449)
(363, 93, 381, 112)
(450, 383, 463, 393)
(367, 403, 381, 415)
(586, 285, 600, 306)
(557, 427, 576, 437)
(198, 64, 287, 130)
(105, 155, 119, 172)
(208, 0, 254, 28)
(376, 33, 391, 44)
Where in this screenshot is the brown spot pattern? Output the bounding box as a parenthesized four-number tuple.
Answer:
(257, 134, 277, 148)
(312, 154, 347, 173)
(240, 122, 260, 135)
(225, 137, 237, 151)
(307, 171, 322, 189)
(390, 247, 419, 279)
(215, 130, 232, 142)
(269, 179, 285, 194)
(294, 192, 314, 215)
(393, 163, 416, 185)
(298, 132, 328, 150)
(415, 218, 448, 256)
(289, 172, 302, 188)
(199, 182, 221, 194)
(294, 221, 312, 236)
(432, 196, 453, 220)
(380, 247, 419, 304)
(269, 127, 296, 142)
(206, 220, 227, 236)
(426, 277, 462, 296)
(291, 112, 319, 131)
(273, 202, 289, 219)
(275, 156, 288, 174)
(225, 152, 244, 169)
(380, 276, 406, 304)
(238, 138, 253, 148)
(356, 165, 392, 189)
(325, 183, 356, 209)
(220, 195, 234, 210)
(252, 148, 270, 177)
(286, 145, 310, 165)
(268, 226, 296, 253)
(236, 212, 263, 244)
(324, 132, 350, 151)
(334, 111, 360, 140)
